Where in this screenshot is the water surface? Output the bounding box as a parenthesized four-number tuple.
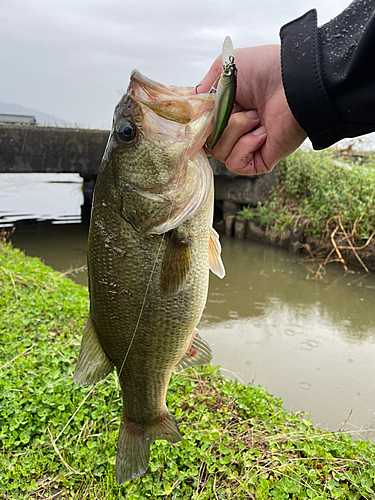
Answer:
(3, 173, 375, 442)
(203, 238, 375, 442)
(0, 173, 82, 225)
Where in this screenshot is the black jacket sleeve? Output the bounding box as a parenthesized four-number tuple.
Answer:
(280, 0, 375, 150)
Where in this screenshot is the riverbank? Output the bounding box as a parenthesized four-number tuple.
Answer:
(1, 244, 375, 499)
(233, 150, 375, 276)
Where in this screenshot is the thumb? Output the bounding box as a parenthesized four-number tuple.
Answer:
(189, 55, 223, 95)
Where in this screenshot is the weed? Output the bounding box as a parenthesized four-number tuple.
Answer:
(1, 243, 375, 498)
(0, 226, 15, 244)
(237, 150, 375, 275)
(237, 206, 254, 221)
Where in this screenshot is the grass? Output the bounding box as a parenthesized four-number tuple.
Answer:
(1, 242, 375, 499)
(237, 149, 375, 242)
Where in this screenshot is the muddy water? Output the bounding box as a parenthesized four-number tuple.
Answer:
(203, 238, 375, 442)
(3, 174, 375, 442)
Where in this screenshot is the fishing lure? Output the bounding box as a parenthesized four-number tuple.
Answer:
(209, 36, 237, 150)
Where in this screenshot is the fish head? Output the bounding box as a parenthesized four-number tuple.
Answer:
(103, 70, 216, 191)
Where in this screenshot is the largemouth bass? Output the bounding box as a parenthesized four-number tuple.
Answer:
(73, 70, 225, 485)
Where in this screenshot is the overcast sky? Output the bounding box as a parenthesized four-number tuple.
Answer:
(1, 0, 352, 129)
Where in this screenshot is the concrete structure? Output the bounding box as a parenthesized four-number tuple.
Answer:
(210, 157, 278, 205)
(0, 124, 107, 175)
(0, 124, 277, 225)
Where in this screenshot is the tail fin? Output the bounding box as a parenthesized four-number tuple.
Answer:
(116, 411, 182, 485)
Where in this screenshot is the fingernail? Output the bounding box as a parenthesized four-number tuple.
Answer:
(245, 110, 258, 119)
(252, 126, 266, 136)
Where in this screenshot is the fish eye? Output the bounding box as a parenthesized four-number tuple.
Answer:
(117, 122, 136, 143)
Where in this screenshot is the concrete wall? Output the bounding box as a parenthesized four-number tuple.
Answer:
(0, 124, 277, 208)
(0, 124, 108, 177)
(210, 158, 278, 206)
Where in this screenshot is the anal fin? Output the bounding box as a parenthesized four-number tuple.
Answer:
(73, 315, 114, 386)
(116, 410, 181, 485)
(175, 329, 212, 373)
(209, 227, 225, 278)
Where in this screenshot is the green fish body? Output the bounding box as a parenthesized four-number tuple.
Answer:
(73, 71, 225, 485)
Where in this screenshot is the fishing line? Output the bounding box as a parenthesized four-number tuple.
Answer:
(61, 41, 233, 458)
(65, 79, 215, 437)
(116, 232, 166, 380)
(115, 85, 214, 382)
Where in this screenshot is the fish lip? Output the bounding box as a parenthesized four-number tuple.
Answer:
(130, 69, 179, 98)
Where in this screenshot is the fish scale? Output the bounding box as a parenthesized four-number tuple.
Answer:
(73, 70, 226, 485)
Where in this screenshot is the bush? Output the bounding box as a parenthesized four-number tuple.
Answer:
(238, 149, 375, 242)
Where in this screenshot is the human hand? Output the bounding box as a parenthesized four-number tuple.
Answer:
(195, 45, 307, 175)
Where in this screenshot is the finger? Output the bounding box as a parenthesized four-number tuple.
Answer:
(225, 126, 268, 175)
(209, 110, 260, 162)
(232, 102, 244, 114)
(189, 55, 223, 95)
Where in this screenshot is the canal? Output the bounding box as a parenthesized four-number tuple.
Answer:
(2, 173, 375, 442)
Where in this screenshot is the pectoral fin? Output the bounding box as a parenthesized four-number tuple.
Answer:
(175, 330, 212, 373)
(161, 229, 192, 294)
(209, 228, 225, 278)
(73, 315, 114, 386)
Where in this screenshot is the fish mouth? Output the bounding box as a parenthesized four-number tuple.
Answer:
(128, 70, 194, 125)
(130, 70, 188, 98)
(128, 70, 216, 126)
(117, 69, 216, 158)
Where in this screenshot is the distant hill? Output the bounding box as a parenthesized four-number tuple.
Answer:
(0, 103, 72, 127)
